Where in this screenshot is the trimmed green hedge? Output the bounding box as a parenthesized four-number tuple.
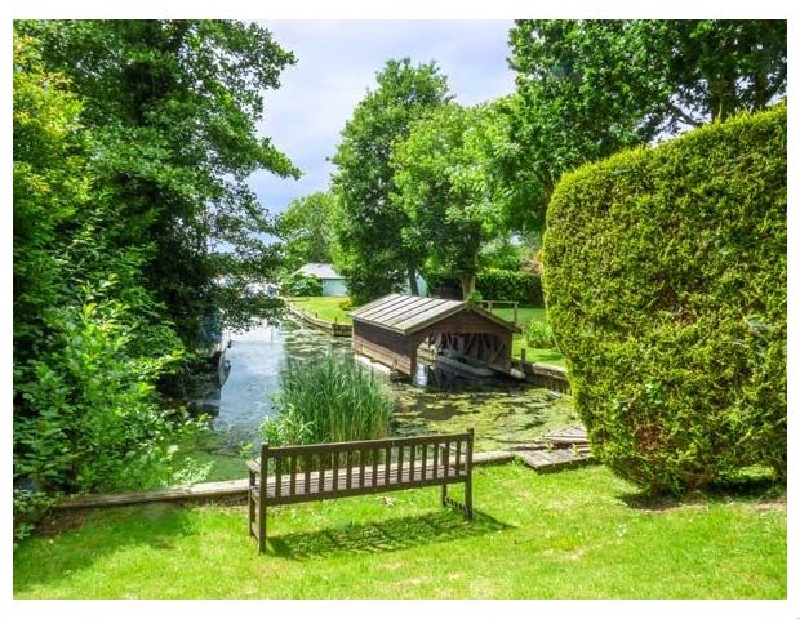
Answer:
(476, 268, 543, 305)
(542, 104, 786, 493)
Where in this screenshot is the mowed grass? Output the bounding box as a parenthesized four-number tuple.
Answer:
(288, 296, 353, 324)
(14, 464, 785, 599)
(489, 304, 547, 327)
(487, 304, 565, 367)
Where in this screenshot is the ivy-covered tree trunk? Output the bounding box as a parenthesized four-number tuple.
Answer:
(459, 234, 481, 300)
(407, 264, 419, 295)
(460, 273, 477, 300)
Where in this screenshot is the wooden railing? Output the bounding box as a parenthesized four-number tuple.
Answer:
(477, 299, 519, 325)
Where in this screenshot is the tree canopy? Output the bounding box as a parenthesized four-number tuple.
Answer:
(507, 19, 787, 229)
(330, 58, 451, 305)
(13, 20, 299, 509)
(391, 102, 507, 298)
(275, 191, 336, 272)
(17, 18, 299, 341)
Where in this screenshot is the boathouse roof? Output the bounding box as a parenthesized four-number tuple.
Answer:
(350, 293, 518, 336)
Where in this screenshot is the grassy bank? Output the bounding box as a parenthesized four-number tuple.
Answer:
(14, 464, 785, 599)
(485, 304, 565, 367)
(489, 304, 546, 326)
(511, 339, 565, 367)
(288, 297, 353, 324)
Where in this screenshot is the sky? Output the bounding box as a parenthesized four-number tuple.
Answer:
(249, 20, 517, 217)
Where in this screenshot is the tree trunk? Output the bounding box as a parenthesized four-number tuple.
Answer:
(460, 273, 476, 300)
(754, 68, 767, 111)
(407, 264, 419, 296)
(460, 228, 481, 300)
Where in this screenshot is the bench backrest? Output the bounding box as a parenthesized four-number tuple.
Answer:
(259, 429, 474, 499)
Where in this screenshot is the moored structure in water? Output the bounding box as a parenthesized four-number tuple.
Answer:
(350, 294, 520, 378)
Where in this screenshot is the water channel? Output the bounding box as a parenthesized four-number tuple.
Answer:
(196, 317, 578, 474)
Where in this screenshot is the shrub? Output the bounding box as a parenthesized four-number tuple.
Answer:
(262, 354, 395, 446)
(466, 290, 484, 305)
(542, 105, 786, 493)
(526, 320, 555, 349)
(280, 272, 323, 297)
(14, 297, 209, 497)
(338, 298, 353, 311)
(13, 489, 55, 544)
(476, 268, 543, 305)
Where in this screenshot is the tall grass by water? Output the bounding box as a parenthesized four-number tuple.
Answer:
(261, 354, 395, 446)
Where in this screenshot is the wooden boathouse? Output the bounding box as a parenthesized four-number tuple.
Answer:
(351, 294, 520, 377)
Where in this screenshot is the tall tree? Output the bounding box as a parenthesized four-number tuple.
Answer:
(13, 33, 86, 348)
(330, 58, 451, 305)
(506, 19, 787, 230)
(18, 19, 300, 344)
(13, 31, 202, 503)
(275, 191, 336, 271)
(660, 19, 787, 126)
(391, 103, 506, 299)
(507, 20, 672, 231)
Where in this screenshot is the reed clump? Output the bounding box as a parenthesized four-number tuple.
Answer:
(261, 354, 395, 446)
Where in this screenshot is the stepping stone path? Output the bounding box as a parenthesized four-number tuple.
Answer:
(510, 425, 593, 471)
(470, 425, 594, 472)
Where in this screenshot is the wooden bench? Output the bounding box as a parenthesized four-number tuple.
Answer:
(247, 428, 474, 553)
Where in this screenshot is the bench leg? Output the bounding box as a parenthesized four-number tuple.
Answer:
(465, 477, 473, 520)
(441, 483, 448, 506)
(248, 471, 256, 538)
(258, 501, 267, 554)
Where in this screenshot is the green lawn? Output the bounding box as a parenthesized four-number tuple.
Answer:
(288, 296, 353, 324)
(486, 304, 565, 367)
(14, 465, 785, 599)
(512, 337, 565, 367)
(489, 304, 547, 327)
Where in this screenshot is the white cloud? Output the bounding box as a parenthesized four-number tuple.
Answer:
(251, 19, 516, 216)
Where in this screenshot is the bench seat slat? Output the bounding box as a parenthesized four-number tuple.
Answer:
(251, 461, 464, 502)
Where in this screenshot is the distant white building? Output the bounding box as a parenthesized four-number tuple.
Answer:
(296, 262, 429, 298)
(297, 263, 348, 297)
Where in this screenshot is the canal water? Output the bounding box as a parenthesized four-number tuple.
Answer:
(205, 318, 577, 456)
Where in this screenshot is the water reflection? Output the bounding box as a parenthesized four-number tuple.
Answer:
(211, 318, 577, 453)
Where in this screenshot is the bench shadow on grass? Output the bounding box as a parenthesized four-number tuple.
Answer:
(268, 508, 513, 560)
